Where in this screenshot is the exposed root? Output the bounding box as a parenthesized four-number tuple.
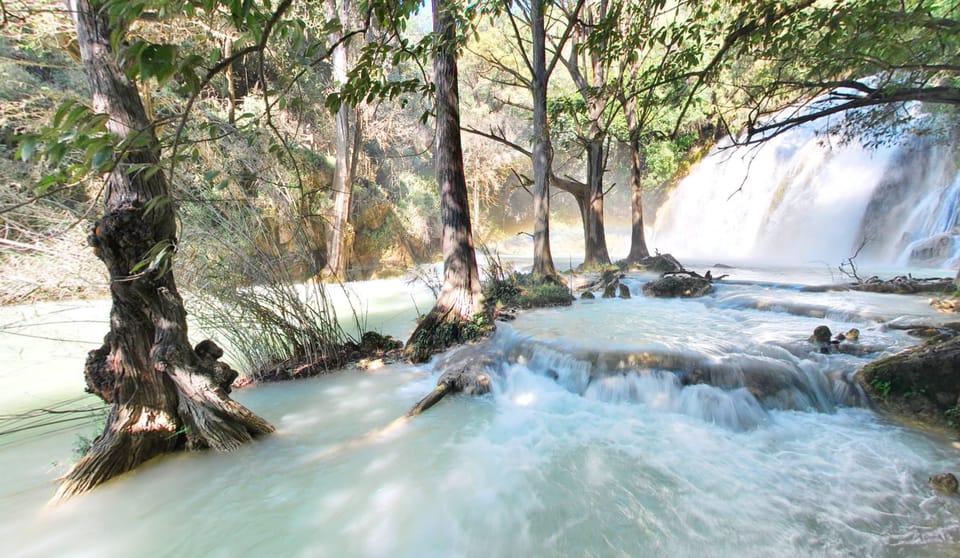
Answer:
(169, 367, 275, 451)
(52, 405, 180, 503)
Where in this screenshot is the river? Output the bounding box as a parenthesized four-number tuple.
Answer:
(1, 263, 958, 557)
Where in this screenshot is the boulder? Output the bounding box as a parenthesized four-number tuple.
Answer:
(930, 472, 959, 495)
(631, 253, 684, 273)
(642, 273, 713, 298)
(858, 335, 960, 431)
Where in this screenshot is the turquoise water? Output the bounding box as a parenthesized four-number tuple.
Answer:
(2, 267, 959, 557)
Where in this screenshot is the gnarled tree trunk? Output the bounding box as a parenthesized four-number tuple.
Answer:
(404, 0, 483, 363)
(57, 0, 273, 502)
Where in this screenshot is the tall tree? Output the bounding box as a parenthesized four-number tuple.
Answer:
(530, 0, 558, 276)
(55, 0, 274, 501)
(558, 0, 613, 267)
(324, 0, 358, 280)
(466, 0, 584, 274)
(404, 0, 484, 362)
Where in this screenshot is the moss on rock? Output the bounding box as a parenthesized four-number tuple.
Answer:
(858, 335, 960, 431)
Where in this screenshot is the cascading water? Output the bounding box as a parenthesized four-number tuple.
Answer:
(2, 268, 960, 557)
(653, 123, 960, 268)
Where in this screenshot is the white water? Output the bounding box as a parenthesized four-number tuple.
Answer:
(2, 267, 959, 557)
(653, 126, 960, 269)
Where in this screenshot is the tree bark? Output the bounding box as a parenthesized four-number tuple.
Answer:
(561, 2, 611, 267)
(584, 138, 610, 266)
(57, 0, 273, 502)
(325, 0, 354, 280)
(530, 0, 557, 278)
(626, 131, 650, 261)
(404, 0, 483, 363)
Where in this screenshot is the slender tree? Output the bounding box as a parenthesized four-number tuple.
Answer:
(466, 0, 584, 274)
(530, 0, 558, 276)
(559, 0, 613, 267)
(404, 0, 484, 362)
(55, 0, 273, 501)
(324, 0, 357, 280)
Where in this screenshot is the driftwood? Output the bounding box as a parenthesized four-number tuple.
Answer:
(313, 346, 497, 461)
(406, 365, 492, 416)
(805, 275, 955, 294)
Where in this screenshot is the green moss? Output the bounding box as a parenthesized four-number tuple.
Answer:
(483, 271, 573, 312)
(946, 406, 960, 428)
(404, 312, 493, 363)
(863, 364, 910, 398)
(518, 282, 575, 309)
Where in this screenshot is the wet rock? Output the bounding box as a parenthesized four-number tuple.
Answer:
(858, 335, 960, 431)
(810, 325, 833, 344)
(930, 472, 959, 495)
(581, 291, 596, 300)
(632, 253, 684, 273)
(931, 298, 960, 313)
(602, 283, 618, 298)
(642, 273, 713, 298)
(618, 284, 631, 299)
(358, 331, 403, 353)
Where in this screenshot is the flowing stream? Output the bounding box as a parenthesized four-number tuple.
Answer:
(2, 265, 959, 557)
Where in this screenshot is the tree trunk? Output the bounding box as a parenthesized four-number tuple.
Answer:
(584, 138, 610, 266)
(626, 132, 650, 261)
(325, 0, 354, 280)
(530, 0, 557, 278)
(404, 0, 483, 363)
(224, 38, 236, 125)
(57, 0, 273, 502)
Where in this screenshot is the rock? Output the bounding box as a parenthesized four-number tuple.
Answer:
(602, 282, 618, 298)
(633, 253, 684, 273)
(809, 325, 833, 344)
(581, 291, 596, 300)
(618, 284, 631, 299)
(931, 298, 960, 313)
(358, 331, 403, 353)
(908, 234, 955, 266)
(858, 335, 960, 431)
(642, 274, 713, 298)
(930, 472, 959, 495)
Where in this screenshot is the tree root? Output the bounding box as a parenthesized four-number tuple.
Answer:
(169, 367, 275, 451)
(52, 404, 180, 503)
(313, 354, 495, 462)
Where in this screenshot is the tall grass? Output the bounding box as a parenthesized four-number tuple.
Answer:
(178, 190, 357, 380)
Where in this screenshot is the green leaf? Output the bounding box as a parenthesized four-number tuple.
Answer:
(140, 44, 178, 84)
(91, 146, 113, 170)
(17, 136, 36, 161)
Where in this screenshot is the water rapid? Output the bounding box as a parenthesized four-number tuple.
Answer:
(2, 268, 959, 557)
(652, 125, 960, 268)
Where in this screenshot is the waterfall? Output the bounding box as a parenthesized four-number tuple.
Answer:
(652, 122, 960, 268)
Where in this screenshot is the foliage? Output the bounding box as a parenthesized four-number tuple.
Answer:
(715, 0, 960, 145)
(178, 175, 355, 377)
(481, 262, 574, 312)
